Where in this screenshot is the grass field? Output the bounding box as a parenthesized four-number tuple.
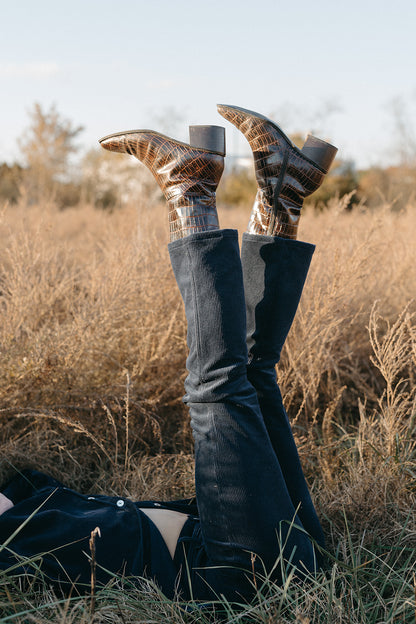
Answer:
(0, 196, 415, 622)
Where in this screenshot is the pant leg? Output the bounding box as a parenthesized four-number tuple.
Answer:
(241, 233, 325, 548)
(169, 229, 318, 598)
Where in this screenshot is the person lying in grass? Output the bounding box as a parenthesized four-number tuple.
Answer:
(0, 105, 337, 602)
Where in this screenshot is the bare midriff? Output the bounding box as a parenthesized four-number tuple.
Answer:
(0, 493, 13, 516)
(141, 508, 188, 559)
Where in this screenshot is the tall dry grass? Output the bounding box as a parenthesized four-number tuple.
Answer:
(0, 195, 415, 622)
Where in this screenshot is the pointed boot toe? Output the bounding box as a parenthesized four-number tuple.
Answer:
(99, 130, 157, 161)
(99, 132, 130, 153)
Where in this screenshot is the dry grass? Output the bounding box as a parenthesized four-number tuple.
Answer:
(0, 195, 415, 622)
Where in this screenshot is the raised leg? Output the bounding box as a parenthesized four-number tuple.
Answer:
(241, 233, 324, 548)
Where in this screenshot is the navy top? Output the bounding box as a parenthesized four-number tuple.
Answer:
(0, 469, 202, 599)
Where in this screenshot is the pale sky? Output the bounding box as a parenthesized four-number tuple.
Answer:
(1, 0, 416, 169)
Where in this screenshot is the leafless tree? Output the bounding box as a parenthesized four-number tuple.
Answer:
(19, 102, 84, 202)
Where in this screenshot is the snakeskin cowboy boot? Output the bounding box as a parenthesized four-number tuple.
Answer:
(99, 126, 225, 241)
(217, 104, 337, 239)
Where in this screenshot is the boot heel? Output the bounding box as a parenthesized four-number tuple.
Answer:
(189, 125, 226, 156)
(301, 135, 338, 173)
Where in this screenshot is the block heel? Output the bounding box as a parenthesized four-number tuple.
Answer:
(189, 125, 226, 156)
(301, 135, 338, 173)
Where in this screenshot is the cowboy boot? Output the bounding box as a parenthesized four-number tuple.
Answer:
(99, 125, 225, 241)
(217, 104, 337, 239)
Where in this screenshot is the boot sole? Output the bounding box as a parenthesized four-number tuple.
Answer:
(99, 129, 225, 156)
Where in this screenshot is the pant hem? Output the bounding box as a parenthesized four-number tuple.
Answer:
(168, 229, 238, 252)
(242, 232, 315, 254)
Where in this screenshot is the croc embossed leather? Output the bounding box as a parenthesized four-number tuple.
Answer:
(99, 130, 224, 241)
(217, 104, 337, 239)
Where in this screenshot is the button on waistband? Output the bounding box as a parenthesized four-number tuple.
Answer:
(116, 499, 125, 507)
